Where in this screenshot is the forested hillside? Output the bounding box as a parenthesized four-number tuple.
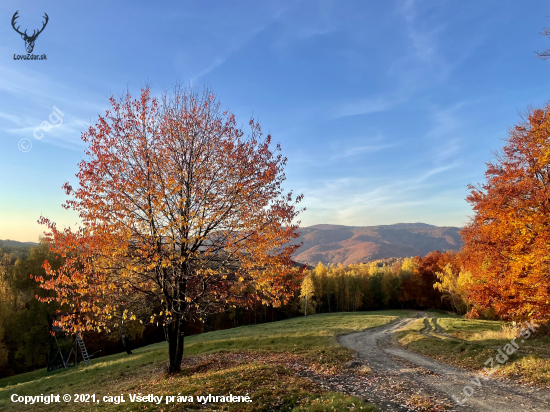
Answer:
(292, 223, 462, 265)
(0, 240, 36, 260)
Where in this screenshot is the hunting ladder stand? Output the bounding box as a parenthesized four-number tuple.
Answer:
(46, 313, 97, 371)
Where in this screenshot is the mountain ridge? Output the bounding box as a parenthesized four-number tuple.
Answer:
(292, 223, 462, 266)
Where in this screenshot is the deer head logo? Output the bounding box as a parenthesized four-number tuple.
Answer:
(11, 11, 49, 54)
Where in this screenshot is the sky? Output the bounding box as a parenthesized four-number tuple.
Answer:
(1, 1, 550, 242)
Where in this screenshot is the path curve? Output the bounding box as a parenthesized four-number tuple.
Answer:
(338, 314, 550, 412)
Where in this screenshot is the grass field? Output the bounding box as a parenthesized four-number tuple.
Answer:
(396, 314, 550, 386)
(0, 310, 412, 411)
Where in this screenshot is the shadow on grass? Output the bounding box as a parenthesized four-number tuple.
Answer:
(0, 310, 411, 410)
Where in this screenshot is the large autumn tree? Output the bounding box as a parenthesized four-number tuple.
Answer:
(36, 85, 305, 372)
(462, 106, 550, 323)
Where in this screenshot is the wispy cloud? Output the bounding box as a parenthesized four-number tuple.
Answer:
(187, 22, 270, 82)
(6, 116, 88, 152)
(176, 3, 290, 82)
(423, 100, 482, 165)
(271, 1, 337, 51)
(389, 0, 451, 90)
(330, 143, 394, 159)
(297, 158, 463, 227)
(332, 96, 402, 118)
(415, 163, 460, 183)
(0, 112, 23, 126)
(190, 57, 228, 82)
(433, 138, 460, 163)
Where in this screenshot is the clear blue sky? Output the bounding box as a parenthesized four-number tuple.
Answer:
(1, 1, 550, 242)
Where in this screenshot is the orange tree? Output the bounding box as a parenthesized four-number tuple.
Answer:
(462, 106, 550, 322)
(36, 85, 305, 372)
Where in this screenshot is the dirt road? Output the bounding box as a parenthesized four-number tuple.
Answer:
(337, 314, 550, 411)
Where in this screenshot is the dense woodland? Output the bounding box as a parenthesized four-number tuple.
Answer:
(297, 253, 464, 316)
(0, 241, 168, 378)
(0, 239, 462, 378)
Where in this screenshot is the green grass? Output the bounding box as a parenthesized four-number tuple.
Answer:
(183, 310, 411, 354)
(397, 316, 550, 385)
(0, 311, 411, 411)
(437, 318, 503, 337)
(424, 309, 460, 319)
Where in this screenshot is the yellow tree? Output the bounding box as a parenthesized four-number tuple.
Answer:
(36, 85, 305, 372)
(433, 264, 471, 314)
(300, 275, 315, 317)
(311, 263, 327, 311)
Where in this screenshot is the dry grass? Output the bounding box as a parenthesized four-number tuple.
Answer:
(356, 365, 373, 375)
(469, 324, 520, 341)
(406, 394, 452, 411)
(398, 317, 550, 385)
(0, 311, 411, 411)
(396, 319, 425, 345)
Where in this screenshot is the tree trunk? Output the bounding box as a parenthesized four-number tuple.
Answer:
(164, 315, 185, 373)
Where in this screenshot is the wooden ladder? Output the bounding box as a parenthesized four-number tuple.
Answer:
(76, 334, 91, 365)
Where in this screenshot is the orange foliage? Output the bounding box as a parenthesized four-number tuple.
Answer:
(36, 86, 305, 371)
(462, 106, 550, 322)
(400, 251, 458, 309)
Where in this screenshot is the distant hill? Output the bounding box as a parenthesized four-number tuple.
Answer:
(291, 223, 462, 266)
(0, 239, 38, 259)
(0, 239, 38, 248)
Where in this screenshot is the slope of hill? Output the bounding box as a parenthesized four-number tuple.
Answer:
(0, 312, 403, 411)
(292, 223, 462, 266)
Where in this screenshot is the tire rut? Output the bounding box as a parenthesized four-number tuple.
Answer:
(337, 314, 550, 412)
(420, 316, 459, 341)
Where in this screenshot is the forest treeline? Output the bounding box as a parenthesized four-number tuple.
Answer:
(0, 242, 166, 378)
(0, 240, 451, 378)
(297, 251, 468, 316)
(0, 241, 463, 378)
(298, 107, 550, 326)
(0, 237, 529, 378)
(1, 242, 53, 377)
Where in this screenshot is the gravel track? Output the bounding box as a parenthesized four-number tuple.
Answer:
(337, 314, 550, 412)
